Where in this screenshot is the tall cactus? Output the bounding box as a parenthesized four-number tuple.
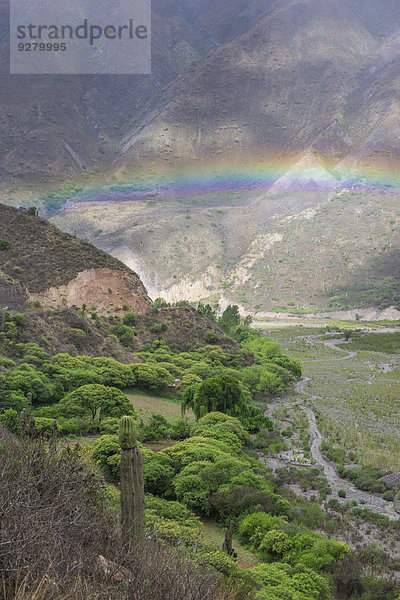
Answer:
(119, 416, 145, 545)
(20, 392, 35, 438)
(222, 520, 235, 556)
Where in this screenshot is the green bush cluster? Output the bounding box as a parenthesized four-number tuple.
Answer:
(0, 238, 10, 250)
(240, 511, 349, 566)
(276, 467, 331, 496)
(93, 412, 290, 522)
(338, 465, 393, 495)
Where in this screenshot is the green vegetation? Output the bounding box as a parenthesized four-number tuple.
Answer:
(337, 332, 400, 354)
(58, 384, 136, 421)
(91, 410, 400, 599)
(0, 238, 10, 250)
(181, 373, 272, 431)
(1, 309, 400, 599)
(0, 429, 238, 600)
(0, 309, 299, 439)
(337, 465, 393, 495)
(271, 325, 400, 472)
(40, 182, 84, 215)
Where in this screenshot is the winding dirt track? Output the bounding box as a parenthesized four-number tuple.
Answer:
(293, 341, 400, 519)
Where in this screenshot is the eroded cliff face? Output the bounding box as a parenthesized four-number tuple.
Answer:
(29, 267, 151, 315)
(0, 203, 153, 315)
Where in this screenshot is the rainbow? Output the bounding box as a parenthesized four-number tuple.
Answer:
(12, 154, 400, 209)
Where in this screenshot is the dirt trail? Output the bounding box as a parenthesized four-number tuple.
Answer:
(294, 344, 399, 519)
(301, 338, 358, 363)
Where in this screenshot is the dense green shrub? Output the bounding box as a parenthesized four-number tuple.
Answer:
(0, 408, 19, 434)
(250, 563, 330, 600)
(131, 363, 173, 391)
(122, 312, 137, 326)
(339, 465, 392, 494)
(110, 323, 134, 346)
(140, 413, 170, 442)
(170, 418, 191, 440)
(0, 238, 10, 250)
(1, 364, 62, 405)
(58, 384, 135, 422)
(33, 417, 57, 437)
(92, 434, 120, 483)
(143, 453, 175, 497)
(67, 328, 87, 347)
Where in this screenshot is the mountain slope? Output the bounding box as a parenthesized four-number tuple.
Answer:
(0, 203, 151, 314)
(117, 0, 377, 172)
(2, 0, 400, 313)
(0, 0, 276, 190)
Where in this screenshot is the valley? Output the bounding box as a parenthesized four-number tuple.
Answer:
(262, 323, 400, 505)
(2, 0, 400, 598)
(1, 0, 400, 315)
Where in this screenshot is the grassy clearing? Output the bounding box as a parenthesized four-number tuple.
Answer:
(126, 389, 194, 423)
(267, 326, 400, 471)
(200, 519, 259, 569)
(337, 332, 400, 354)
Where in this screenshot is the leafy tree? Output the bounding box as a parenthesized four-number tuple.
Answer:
(190, 412, 251, 452)
(257, 370, 283, 396)
(99, 417, 119, 434)
(181, 373, 247, 419)
(0, 387, 25, 412)
(204, 332, 220, 344)
(154, 298, 170, 308)
(170, 418, 191, 440)
(59, 384, 135, 421)
(259, 530, 293, 558)
(145, 494, 200, 529)
(243, 336, 282, 362)
(140, 413, 170, 441)
(197, 302, 218, 323)
(173, 472, 210, 513)
(48, 365, 102, 391)
(178, 373, 202, 393)
(89, 356, 136, 388)
(184, 361, 213, 379)
(251, 563, 331, 600)
(14, 342, 50, 364)
(143, 453, 175, 497)
(34, 417, 57, 437)
(110, 323, 134, 347)
(156, 362, 183, 378)
(218, 305, 240, 335)
(209, 487, 290, 522)
(161, 436, 232, 471)
(131, 363, 173, 391)
(239, 512, 288, 543)
(270, 355, 302, 379)
(2, 364, 62, 405)
(123, 312, 137, 326)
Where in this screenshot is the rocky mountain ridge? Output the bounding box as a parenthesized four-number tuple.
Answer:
(0, 203, 151, 314)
